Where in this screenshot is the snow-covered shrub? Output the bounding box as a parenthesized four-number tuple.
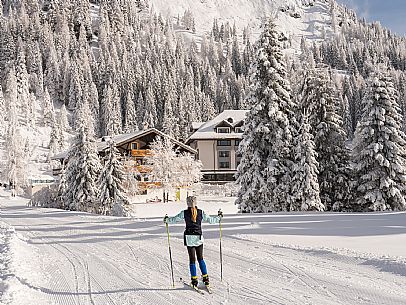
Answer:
(28, 185, 60, 208)
(145, 136, 202, 190)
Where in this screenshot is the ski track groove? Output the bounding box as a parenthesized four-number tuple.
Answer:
(184, 238, 301, 305)
(239, 236, 356, 304)
(267, 250, 344, 305)
(85, 262, 97, 305)
(5, 207, 406, 305)
(299, 250, 406, 300)
(41, 246, 78, 305)
(57, 240, 124, 305)
(227, 235, 338, 302)
(86, 242, 176, 305)
(235, 235, 406, 305)
(57, 244, 96, 305)
(201, 240, 304, 304)
(49, 244, 81, 303)
(23, 230, 80, 305)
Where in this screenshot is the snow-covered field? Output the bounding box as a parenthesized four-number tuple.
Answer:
(1, 192, 406, 305)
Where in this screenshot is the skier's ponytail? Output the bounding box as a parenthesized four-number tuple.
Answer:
(191, 207, 197, 223)
(187, 196, 198, 223)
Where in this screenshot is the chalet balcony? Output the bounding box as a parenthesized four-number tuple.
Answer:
(123, 161, 152, 173)
(138, 181, 161, 189)
(52, 167, 63, 176)
(136, 165, 152, 173)
(131, 149, 152, 157)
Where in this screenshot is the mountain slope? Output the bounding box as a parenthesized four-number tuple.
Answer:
(150, 0, 335, 49)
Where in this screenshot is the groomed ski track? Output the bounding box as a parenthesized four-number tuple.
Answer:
(1, 198, 406, 305)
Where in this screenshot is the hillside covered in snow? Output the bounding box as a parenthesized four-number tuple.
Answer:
(150, 0, 337, 49)
(1, 0, 406, 203)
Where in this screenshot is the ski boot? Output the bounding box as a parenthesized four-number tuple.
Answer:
(191, 276, 199, 287)
(202, 274, 210, 286)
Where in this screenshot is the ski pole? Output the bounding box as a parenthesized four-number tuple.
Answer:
(218, 209, 223, 282)
(165, 218, 175, 288)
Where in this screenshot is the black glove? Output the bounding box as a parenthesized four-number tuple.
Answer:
(163, 215, 169, 223)
(218, 210, 223, 218)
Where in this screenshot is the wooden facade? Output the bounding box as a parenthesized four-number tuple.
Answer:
(52, 128, 197, 192)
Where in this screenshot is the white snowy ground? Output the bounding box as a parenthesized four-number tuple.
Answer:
(1, 191, 406, 305)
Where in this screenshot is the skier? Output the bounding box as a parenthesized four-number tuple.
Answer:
(164, 195, 223, 288)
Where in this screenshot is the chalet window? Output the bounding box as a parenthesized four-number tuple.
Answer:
(217, 127, 231, 133)
(235, 139, 241, 146)
(217, 140, 231, 146)
(235, 127, 243, 133)
(131, 142, 139, 149)
(218, 151, 230, 158)
(219, 161, 230, 169)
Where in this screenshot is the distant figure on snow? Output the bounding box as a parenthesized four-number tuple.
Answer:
(164, 196, 223, 288)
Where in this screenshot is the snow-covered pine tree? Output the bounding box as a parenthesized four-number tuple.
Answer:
(48, 119, 62, 160)
(162, 95, 176, 137)
(99, 81, 114, 136)
(26, 92, 36, 130)
(63, 125, 101, 212)
(62, 101, 101, 212)
(4, 124, 28, 195)
(341, 94, 353, 138)
(352, 69, 406, 211)
(231, 36, 242, 77)
(0, 87, 5, 136)
(290, 112, 324, 211)
(55, 165, 68, 209)
(300, 68, 351, 211)
(15, 42, 30, 124)
(4, 66, 18, 127)
(123, 91, 139, 133)
(182, 9, 195, 32)
(142, 87, 157, 129)
(43, 87, 55, 127)
(236, 19, 296, 213)
(58, 104, 70, 133)
(97, 140, 130, 216)
(44, 41, 61, 103)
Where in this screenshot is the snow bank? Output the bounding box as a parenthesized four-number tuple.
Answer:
(0, 220, 52, 305)
(0, 222, 14, 304)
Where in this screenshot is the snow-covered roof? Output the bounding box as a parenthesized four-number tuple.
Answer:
(28, 174, 56, 181)
(52, 128, 197, 160)
(191, 122, 205, 130)
(28, 174, 57, 185)
(186, 110, 248, 143)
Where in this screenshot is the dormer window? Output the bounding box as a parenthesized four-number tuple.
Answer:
(217, 127, 231, 133)
(235, 127, 243, 133)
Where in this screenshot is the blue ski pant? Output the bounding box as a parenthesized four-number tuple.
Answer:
(187, 245, 208, 277)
